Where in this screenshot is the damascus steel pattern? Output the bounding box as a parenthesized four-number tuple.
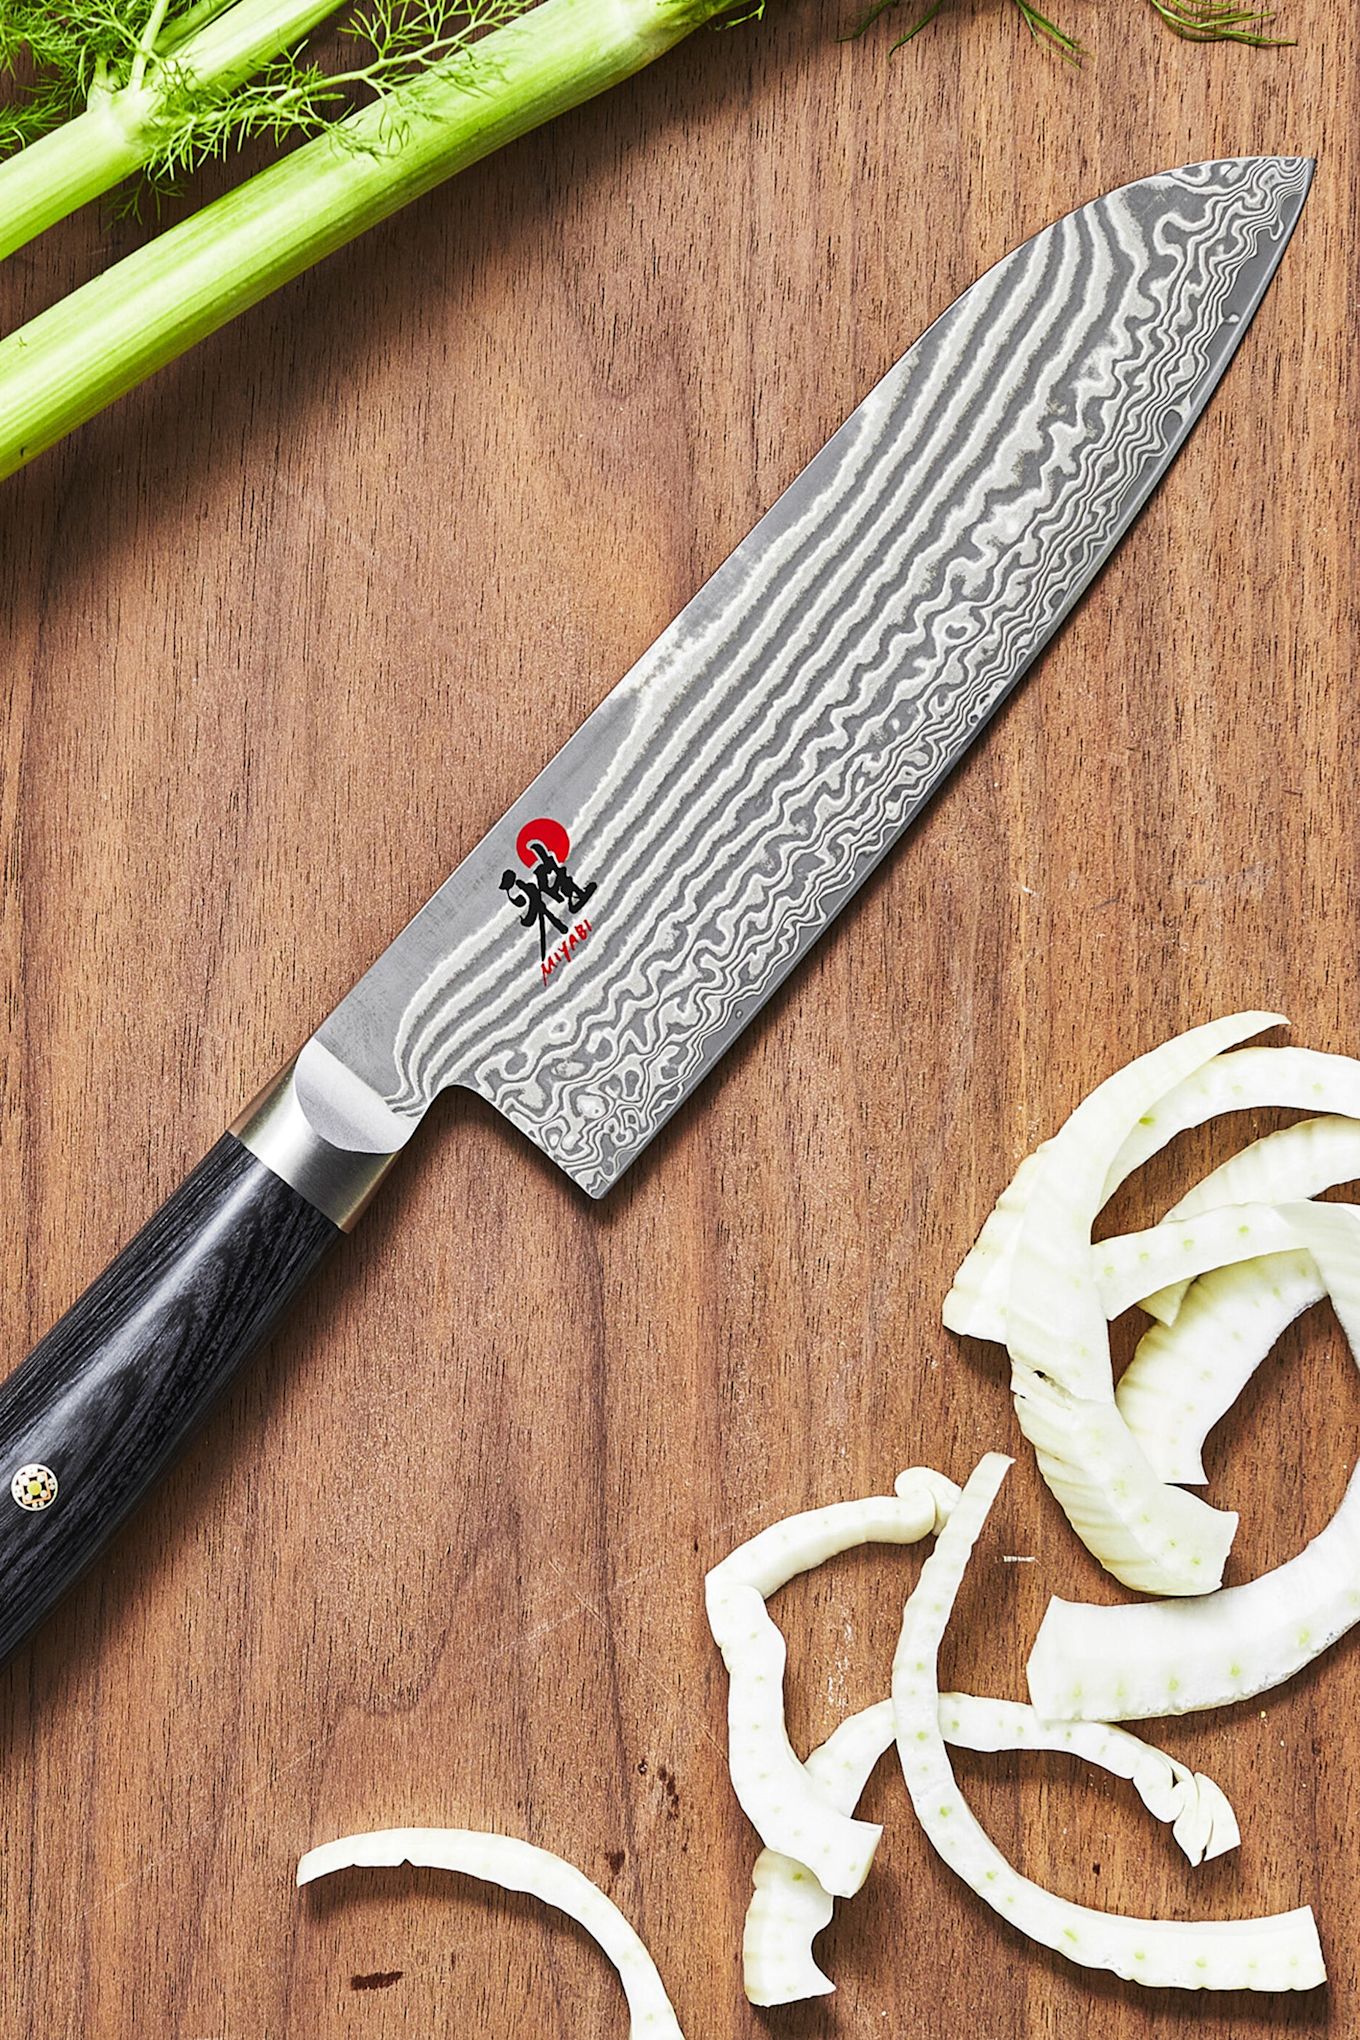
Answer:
(309, 158, 1311, 1197)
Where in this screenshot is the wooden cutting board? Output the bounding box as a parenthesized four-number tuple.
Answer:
(1, 7, 1355, 2034)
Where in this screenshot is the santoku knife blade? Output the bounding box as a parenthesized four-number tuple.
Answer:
(0, 156, 1311, 1666)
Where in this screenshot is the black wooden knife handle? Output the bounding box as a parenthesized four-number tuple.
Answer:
(0, 1135, 337, 1666)
(0, 1063, 402, 1668)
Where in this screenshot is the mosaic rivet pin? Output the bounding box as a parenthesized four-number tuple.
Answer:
(10, 1464, 58, 1511)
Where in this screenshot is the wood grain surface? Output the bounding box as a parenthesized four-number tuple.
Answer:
(0, 5, 1356, 2035)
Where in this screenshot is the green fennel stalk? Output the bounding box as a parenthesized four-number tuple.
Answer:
(0, 0, 345, 258)
(0, 0, 1293, 480)
(0, 1, 551, 258)
(0, 0, 726, 479)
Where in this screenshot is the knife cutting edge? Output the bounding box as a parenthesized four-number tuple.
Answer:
(0, 156, 1312, 1667)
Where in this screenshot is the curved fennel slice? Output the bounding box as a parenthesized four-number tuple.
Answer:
(893, 1455, 1325, 1991)
(1033, 1201, 1360, 1722)
(743, 1702, 893, 2008)
(1008, 1384, 1237, 1594)
(937, 1696, 1240, 1867)
(1116, 1252, 1323, 1484)
(705, 1469, 957, 1899)
(1006, 1018, 1281, 1593)
(943, 1149, 1046, 1343)
(1095, 1201, 1307, 1321)
(944, 1015, 1282, 1343)
(296, 1828, 683, 2037)
(1108, 1046, 1360, 1192)
(1138, 1115, 1360, 1322)
(1027, 1458, 1360, 1722)
(743, 1693, 1240, 2008)
(707, 1467, 959, 1598)
(1276, 1201, 1360, 1355)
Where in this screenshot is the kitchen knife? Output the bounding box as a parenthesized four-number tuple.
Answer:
(0, 156, 1311, 1667)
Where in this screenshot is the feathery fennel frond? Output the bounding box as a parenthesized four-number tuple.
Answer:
(1146, 0, 1290, 44)
(0, 0, 532, 183)
(845, 0, 1288, 53)
(0, 1, 185, 138)
(144, 0, 531, 182)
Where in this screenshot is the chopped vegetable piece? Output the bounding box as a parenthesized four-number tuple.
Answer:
(707, 1468, 959, 1598)
(943, 1016, 1284, 1344)
(999, 1012, 1282, 1397)
(942, 1150, 1045, 1345)
(744, 1694, 1239, 2006)
(705, 1470, 956, 1898)
(946, 1029, 1360, 1347)
(1028, 1459, 1360, 1720)
(1117, 1251, 1322, 1483)
(1109, 1047, 1360, 1189)
(1031, 1203, 1360, 1719)
(1004, 1018, 1281, 1592)
(1137, 1116, 1360, 1322)
(893, 1455, 1325, 1991)
(938, 1697, 1240, 1866)
(1096, 1200, 1304, 1319)
(1007, 1382, 1238, 1593)
(743, 1703, 892, 2007)
(946, 1022, 1360, 1594)
(297, 1827, 683, 2037)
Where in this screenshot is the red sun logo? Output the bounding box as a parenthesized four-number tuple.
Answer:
(516, 817, 571, 869)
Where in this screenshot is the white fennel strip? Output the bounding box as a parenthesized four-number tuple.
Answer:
(1106, 1044, 1360, 1191)
(1028, 1458, 1360, 1722)
(1116, 1252, 1323, 1484)
(1137, 1116, 1360, 1322)
(1005, 1019, 1284, 1593)
(936, 1696, 1240, 1866)
(893, 1455, 1324, 1992)
(1277, 1202, 1360, 1356)
(943, 1016, 1281, 1342)
(1032, 1196, 1360, 1722)
(705, 1469, 957, 1898)
(743, 1702, 894, 2007)
(1095, 1201, 1306, 1320)
(943, 1149, 1046, 1344)
(297, 1828, 683, 2037)
(744, 1692, 1239, 2008)
(707, 1468, 960, 1598)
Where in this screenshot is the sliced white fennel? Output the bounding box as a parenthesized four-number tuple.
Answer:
(948, 1035, 1360, 1344)
(707, 1467, 959, 1598)
(1109, 1046, 1360, 1189)
(1116, 1251, 1323, 1484)
(937, 1696, 1240, 1866)
(1004, 1018, 1283, 1592)
(1136, 1116, 1360, 1321)
(943, 1149, 1046, 1344)
(744, 1693, 1239, 2007)
(1095, 1201, 1307, 1320)
(705, 1468, 958, 1898)
(1028, 1456, 1360, 1721)
(742, 1702, 893, 2008)
(892, 1454, 1325, 1992)
(943, 1014, 1283, 1342)
(1031, 1200, 1360, 1721)
(297, 1828, 683, 2037)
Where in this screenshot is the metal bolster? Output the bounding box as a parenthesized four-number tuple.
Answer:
(230, 1060, 401, 1232)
